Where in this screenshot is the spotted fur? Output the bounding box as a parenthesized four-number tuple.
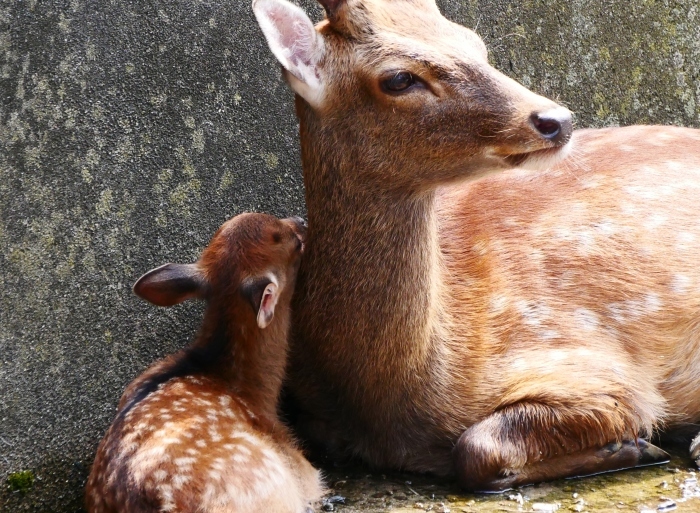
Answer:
(86, 214, 323, 512)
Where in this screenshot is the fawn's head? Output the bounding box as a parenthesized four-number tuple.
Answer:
(254, 0, 573, 190)
(134, 213, 307, 329)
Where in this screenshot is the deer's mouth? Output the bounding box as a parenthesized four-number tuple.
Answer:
(503, 141, 573, 171)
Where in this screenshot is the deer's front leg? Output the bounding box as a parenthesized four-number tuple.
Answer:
(453, 402, 669, 492)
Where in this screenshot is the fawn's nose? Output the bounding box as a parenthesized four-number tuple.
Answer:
(285, 216, 308, 246)
(530, 108, 573, 146)
(290, 216, 308, 229)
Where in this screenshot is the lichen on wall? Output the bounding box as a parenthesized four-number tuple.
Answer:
(474, 0, 700, 127)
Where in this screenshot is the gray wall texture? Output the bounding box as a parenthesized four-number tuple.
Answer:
(1, 0, 699, 510)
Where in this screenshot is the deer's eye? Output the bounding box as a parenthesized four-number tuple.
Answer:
(381, 71, 416, 93)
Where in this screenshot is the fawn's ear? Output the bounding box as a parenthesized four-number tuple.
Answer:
(241, 274, 281, 329)
(252, 0, 325, 108)
(133, 263, 205, 307)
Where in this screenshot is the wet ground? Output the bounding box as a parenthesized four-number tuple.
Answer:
(319, 445, 700, 513)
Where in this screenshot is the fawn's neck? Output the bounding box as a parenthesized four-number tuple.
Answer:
(194, 303, 290, 421)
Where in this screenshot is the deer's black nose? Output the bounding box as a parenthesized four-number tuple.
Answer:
(531, 108, 573, 145)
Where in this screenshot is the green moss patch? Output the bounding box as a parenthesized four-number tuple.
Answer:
(7, 470, 35, 494)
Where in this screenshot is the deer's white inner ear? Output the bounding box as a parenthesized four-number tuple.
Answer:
(253, 0, 326, 107)
(257, 280, 280, 329)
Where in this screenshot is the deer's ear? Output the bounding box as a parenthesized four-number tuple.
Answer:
(241, 274, 281, 329)
(133, 263, 205, 307)
(253, 0, 325, 108)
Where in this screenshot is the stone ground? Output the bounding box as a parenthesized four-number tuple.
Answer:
(3, 444, 700, 512)
(318, 445, 700, 513)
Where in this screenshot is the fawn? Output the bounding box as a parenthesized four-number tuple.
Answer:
(253, 0, 700, 491)
(86, 213, 323, 511)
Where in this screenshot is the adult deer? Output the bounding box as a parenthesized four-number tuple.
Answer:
(253, 0, 700, 491)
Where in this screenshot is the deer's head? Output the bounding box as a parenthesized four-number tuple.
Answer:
(254, 0, 573, 190)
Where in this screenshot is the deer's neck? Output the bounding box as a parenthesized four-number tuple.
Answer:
(194, 305, 289, 421)
(294, 123, 444, 408)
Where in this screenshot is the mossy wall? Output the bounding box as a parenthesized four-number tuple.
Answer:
(1, 0, 698, 510)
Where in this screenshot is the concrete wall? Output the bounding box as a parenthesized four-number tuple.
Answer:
(1, 0, 698, 510)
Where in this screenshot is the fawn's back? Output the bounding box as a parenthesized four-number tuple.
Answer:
(86, 214, 321, 512)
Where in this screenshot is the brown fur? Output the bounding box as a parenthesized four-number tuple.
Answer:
(85, 214, 323, 512)
(254, 0, 700, 491)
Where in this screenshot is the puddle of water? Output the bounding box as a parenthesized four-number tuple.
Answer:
(318, 445, 700, 512)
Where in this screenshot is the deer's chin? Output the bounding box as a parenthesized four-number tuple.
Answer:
(503, 139, 574, 171)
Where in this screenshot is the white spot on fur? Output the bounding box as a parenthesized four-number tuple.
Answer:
(671, 274, 692, 294)
(540, 330, 560, 340)
(231, 452, 249, 463)
(645, 214, 667, 231)
(128, 444, 169, 482)
(153, 469, 168, 482)
(608, 294, 662, 324)
(489, 294, 510, 315)
(676, 231, 696, 250)
(581, 175, 603, 189)
(553, 226, 597, 255)
(594, 220, 616, 236)
(510, 357, 529, 371)
(172, 473, 190, 489)
(516, 300, 551, 327)
(644, 293, 662, 313)
(174, 456, 197, 467)
(229, 431, 262, 448)
(237, 444, 253, 456)
(159, 484, 175, 512)
(574, 308, 599, 332)
(608, 303, 627, 324)
(625, 185, 659, 200)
